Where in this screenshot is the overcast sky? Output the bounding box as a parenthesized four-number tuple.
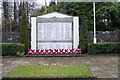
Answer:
(36, 0, 51, 6)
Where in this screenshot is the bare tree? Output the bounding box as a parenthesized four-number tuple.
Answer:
(2, 2, 11, 32)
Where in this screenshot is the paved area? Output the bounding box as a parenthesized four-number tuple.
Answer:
(1, 55, 119, 79)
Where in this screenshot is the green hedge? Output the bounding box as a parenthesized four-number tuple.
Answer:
(88, 42, 120, 54)
(1, 43, 25, 56)
(1, 42, 119, 55)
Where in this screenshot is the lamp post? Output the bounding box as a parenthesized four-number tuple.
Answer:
(55, 0, 57, 5)
(93, 0, 97, 43)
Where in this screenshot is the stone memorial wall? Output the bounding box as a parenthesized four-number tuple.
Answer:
(31, 12, 79, 50)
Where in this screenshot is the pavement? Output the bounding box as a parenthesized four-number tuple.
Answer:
(1, 55, 119, 79)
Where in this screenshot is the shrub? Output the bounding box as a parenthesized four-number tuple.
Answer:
(20, 9, 29, 51)
(1, 43, 25, 56)
(78, 15, 88, 53)
(88, 42, 120, 54)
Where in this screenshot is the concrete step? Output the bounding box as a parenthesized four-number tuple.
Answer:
(25, 54, 84, 57)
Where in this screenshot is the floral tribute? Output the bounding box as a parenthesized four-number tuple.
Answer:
(28, 48, 81, 54)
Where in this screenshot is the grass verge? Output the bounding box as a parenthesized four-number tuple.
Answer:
(5, 64, 94, 77)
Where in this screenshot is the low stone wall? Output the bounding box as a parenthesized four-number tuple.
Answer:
(1, 31, 120, 43)
(89, 31, 119, 43)
(1, 29, 31, 42)
(2, 32, 20, 42)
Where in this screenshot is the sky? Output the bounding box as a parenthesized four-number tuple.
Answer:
(36, 0, 51, 6)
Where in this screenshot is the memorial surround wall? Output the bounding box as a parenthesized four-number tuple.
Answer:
(31, 12, 79, 52)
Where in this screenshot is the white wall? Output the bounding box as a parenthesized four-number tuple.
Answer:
(31, 16, 79, 49)
(31, 17, 37, 50)
(73, 17, 79, 48)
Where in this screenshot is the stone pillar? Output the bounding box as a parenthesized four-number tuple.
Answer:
(31, 17, 36, 50)
(73, 17, 79, 48)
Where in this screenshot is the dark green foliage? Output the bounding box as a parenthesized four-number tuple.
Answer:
(1, 43, 25, 56)
(88, 42, 120, 54)
(32, 2, 120, 31)
(78, 15, 88, 53)
(20, 6, 29, 51)
(95, 2, 119, 31)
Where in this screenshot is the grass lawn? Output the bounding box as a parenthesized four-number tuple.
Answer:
(5, 64, 94, 77)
